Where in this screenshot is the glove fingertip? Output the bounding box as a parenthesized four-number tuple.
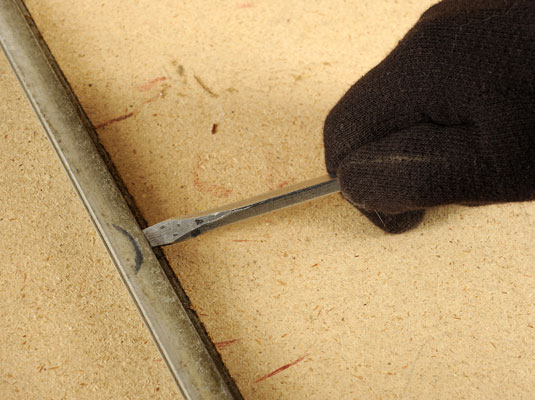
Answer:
(357, 208, 425, 234)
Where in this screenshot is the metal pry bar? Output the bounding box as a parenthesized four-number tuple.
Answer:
(143, 175, 341, 247)
(0, 1, 243, 398)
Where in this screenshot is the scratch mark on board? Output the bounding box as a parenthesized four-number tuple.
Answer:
(255, 355, 307, 383)
(95, 111, 135, 129)
(194, 75, 218, 98)
(95, 76, 171, 129)
(137, 76, 167, 91)
(215, 339, 239, 350)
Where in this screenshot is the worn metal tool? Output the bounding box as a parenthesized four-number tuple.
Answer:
(143, 175, 340, 247)
(0, 1, 244, 398)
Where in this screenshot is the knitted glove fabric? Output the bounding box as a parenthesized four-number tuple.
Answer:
(324, 0, 535, 233)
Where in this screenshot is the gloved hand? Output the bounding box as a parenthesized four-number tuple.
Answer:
(324, 0, 535, 233)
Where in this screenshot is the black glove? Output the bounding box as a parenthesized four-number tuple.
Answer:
(324, 0, 535, 233)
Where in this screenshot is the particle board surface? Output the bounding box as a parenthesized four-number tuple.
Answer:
(0, 57, 180, 398)
(4, 1, 535, 399)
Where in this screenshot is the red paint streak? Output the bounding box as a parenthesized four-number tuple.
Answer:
(310, 263, 319, 268)
(255, 355, 307, 383)
(193, 156, 233, 198)
(138, 76, 166, 91)
(237, 2, 255, 8)
(233, 239, 266, 243)
(95, 111, 135, 129)
(215, 339, 238, 350)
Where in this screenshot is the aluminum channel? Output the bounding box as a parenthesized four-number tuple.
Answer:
(0, 1, 243, 398)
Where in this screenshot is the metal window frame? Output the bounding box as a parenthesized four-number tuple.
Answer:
(0, 1, 243, 398)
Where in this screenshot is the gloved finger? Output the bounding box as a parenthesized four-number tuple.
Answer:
(323, 59, 428, 175)
(355, 207, 425, 234)
(336, 123, 480, 215)
(323, 3, 481, 176)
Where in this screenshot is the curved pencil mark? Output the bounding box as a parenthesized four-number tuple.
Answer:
(113, 224, 144, 272)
